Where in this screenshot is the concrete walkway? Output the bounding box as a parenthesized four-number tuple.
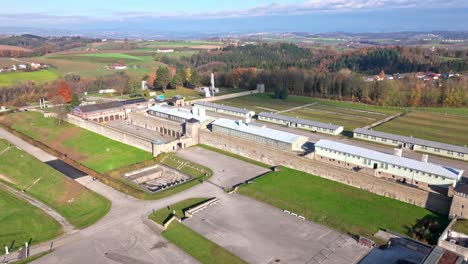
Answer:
(362, 112, 404, 129)
(275, 102, 318, 114)
(0, 127, 368, 264)
(0, 183, 76, 234)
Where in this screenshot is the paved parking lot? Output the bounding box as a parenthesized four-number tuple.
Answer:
(184, 194, 369, 264)
(176, 147, 270, 188)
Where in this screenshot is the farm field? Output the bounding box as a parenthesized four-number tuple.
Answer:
(0, 138, 111, 229)
(137, 40, 223, 49)
(31, 52, 162, 79)
(0, 69, 59, 87)
(149, 198, 246, 264)
(0, 111, 153, 173)
(0, 188, 62, 254)
(238, 166, 449, 241)
(374, 112, 468, 146)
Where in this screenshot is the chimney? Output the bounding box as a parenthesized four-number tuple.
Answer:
(421, 154, 429, 163)
(394, 148, 402, 157)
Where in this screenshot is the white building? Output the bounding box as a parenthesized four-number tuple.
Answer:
(354, 128, 468, 161)
(211, 118, 308, 151)
(193, 101, 255, 120)
(156, 49, 174, 53)
(148, 104, 206, 123)
(258, 112, 344, 135)
(315, 139, 463, 190)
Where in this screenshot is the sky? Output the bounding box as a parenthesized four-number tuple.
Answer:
(1, 0, 467, 36)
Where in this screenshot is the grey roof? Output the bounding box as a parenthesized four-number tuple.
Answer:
(76, 98, 146, 113)
(354, 128, 468, 154)
(212, 118, 306, 144)
(148, 104, 203, 121)
(193, 101, 254, 115)
(259, 112, 343, 131)
(315, 139, 462, 179)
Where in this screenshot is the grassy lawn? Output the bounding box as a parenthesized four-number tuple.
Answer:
(374, 112, 468, 146)
(149, 198, 209, 225)
(157, 87, 203, 101)
(0, 189, 62, 254)
(238, 166, 449, 240)
(74, 53, 144, 61)
(0, 139, 110, 229)
(217, 93, 307, 112)
(451, 219, 468, 234)
(283, 106, 378, 131)
(0, 111, 153, 173)
(0, 69, 59, 87)
(149, 199, 246, 264)
(197, 144, 272, 169)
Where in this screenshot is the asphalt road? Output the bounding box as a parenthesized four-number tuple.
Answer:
(0, 128, 368, 264)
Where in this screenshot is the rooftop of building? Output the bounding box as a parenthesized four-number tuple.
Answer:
(354, 128, 468, 154)
(75, 98, 147, 113)
(193, 101, 254, 115)
(315, 139, 462, 179)
(258, 111, 343, 131)
(212, 118, 306, 144)
(148, 103, 203, 122)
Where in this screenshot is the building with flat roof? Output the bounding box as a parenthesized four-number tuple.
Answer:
(258, 112, 344, 135)
(211, 118, 308, 151)
(72, 98, 147, 123)
(147, 104, 206, 123)
(353, 128, 468, 161)
(193, 101, 255, 119)
(315, 139, 463, 190)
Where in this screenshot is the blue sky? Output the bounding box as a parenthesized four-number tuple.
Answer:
(1, 0, 467, 35)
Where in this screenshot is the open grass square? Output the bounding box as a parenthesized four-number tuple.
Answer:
(374, 112, 468, 146)
(0, 139, 110, 228)
(238, 166, 449, 240)
(0, 111, 153, 173)
(0, 189, 62, 254)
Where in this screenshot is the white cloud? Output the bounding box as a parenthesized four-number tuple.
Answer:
(0, 0, 466, 24)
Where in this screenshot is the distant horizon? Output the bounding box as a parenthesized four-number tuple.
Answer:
(1, 1, 467, 38)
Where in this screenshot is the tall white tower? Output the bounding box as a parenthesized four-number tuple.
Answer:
(209, 73, 216, 97)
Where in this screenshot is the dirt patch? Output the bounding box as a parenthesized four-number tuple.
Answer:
(54, 178, 83, 204)
(0, 173, 16, 184)
(49, 127, 88, 161)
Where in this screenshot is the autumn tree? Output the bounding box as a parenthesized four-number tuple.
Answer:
(57, 80, 72, 103)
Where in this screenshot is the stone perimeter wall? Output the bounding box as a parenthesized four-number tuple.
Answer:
(199, 129, 451, 214)
(65, 114, 192, 156)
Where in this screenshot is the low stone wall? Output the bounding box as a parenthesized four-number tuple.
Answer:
(184, 198, 219, 218)
(199, 129, 451, 214)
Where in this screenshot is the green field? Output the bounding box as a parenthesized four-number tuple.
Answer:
(0, 69, 59, 87)
(149, 198, 209, 225)
(137, 41, 223, 49)
(0, 111, 153, 173)
(238, 166, 448, 240)
(0, 189, 62, 254)
(451, 219, 468, 234)
(149, 199, 246, 264)
(283, 104, 386, 131)
(32, 52, 162, 79)
(375, 112, 468, 146)
(0, 139, 110, 228)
